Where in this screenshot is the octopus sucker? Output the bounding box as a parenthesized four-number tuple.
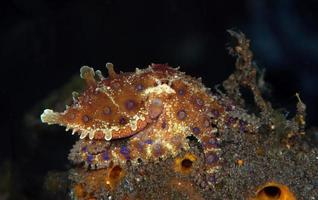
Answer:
(41, 61, 269, 187)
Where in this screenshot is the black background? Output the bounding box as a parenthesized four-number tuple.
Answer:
(1, 0, 318, 199)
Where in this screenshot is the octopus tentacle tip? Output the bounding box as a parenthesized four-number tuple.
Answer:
(80, 131, 88, 139)
(40, 109, 61, 125)
(72, 91, 80, 101)
(106, 62, 116, 78)
(88, 131, 95, 140)
(95, 70, 104, 80)
(71, 129, 77, 135)
(80, 65, 96, 85)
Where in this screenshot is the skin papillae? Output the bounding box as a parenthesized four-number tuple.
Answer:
(40, 31, 306, 188)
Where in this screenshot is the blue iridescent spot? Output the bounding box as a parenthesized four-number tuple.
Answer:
(87, 154, 94, 164)
(206, 153, 218, 165)
(120, 146, 129, 154)
(211, 109, 220, 118)
(239, 120, 247, 132)
(120, 146, 131, 160)
(202, 137, 218, 148)
(145, 139, 153, 144)
(102, 151, 109, 161)
(81, 146, 87, 152)
(192, 127, 200, 135)
(207, 175, 216, 184)
(226, 116, 236, 126)
(208, 138, 218, 146)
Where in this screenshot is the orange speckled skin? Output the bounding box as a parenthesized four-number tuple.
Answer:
(41, 63, 260, 186)
(61, 64, 187, 140)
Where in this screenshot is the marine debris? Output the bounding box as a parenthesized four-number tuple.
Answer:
(41, 31, 318, 199)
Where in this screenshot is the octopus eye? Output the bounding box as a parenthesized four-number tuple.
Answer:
(125, 99, 136, 111)
(103, 106, 112, 115)
(177, 110, 187, 120)
(82, 115, 90, 123)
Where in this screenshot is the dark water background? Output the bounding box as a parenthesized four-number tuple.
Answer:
(1, 0, 318, 199)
